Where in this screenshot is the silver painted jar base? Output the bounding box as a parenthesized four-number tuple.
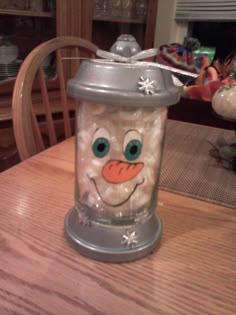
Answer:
(64, 207, 162, 263)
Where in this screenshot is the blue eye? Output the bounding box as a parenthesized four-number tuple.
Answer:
(123, 130, 142, 161)
(92, 137, 110, 158)
(92, 128, 110, 158)
(124, 139, 142, 161)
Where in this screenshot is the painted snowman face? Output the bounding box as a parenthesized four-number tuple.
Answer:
(76, 102, 167, 219)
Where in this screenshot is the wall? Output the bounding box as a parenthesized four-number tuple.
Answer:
(154, 0, 188, 48)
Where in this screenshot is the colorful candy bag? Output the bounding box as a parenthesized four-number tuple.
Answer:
(156, 37, 200, 74)
(193, 46, 216, 72)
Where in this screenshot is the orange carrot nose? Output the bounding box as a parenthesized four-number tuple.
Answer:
(102, 160, 144, 184)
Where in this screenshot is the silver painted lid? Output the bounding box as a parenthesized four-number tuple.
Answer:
(67, 59, 180, 107)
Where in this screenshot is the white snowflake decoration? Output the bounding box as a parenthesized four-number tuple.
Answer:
(122, 231, 138, 248)
(138, 76, 157, 95)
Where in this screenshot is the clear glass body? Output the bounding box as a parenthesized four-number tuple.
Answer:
(75, 101, 167, 226)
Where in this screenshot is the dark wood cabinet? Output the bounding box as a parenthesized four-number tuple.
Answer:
(0, 0, 158, 94)
(0, 0, 159, 171)
(81, 0, 158, 51)
(0, 0, 85, 171)
(0, 0, 84, 94)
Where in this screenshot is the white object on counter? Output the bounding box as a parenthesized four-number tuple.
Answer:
(212, 84, 236, 120)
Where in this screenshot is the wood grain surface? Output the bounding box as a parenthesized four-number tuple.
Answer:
(0, 136, 235, 315)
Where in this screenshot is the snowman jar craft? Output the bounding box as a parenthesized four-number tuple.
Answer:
(65, 52, 180, 262)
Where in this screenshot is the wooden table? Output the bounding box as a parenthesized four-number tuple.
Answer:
(0, 136, 235, 315)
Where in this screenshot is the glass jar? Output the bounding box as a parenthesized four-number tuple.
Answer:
(75, 101, 167, 226)
(65, 56, 180, 262)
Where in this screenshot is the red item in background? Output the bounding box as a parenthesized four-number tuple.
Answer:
(184, 77, 234, 102)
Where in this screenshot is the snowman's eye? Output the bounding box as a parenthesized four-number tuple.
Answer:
(92, 128, 110, 158)
(123, 130, 142, 161)
(93, 138, 110, 158)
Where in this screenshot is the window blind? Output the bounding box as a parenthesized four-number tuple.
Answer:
(175, 0, 236, 21)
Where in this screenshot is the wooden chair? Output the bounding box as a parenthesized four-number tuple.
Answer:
(12, 36, 98, 160)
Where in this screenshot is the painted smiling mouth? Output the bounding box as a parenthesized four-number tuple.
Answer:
(87, 175, 145, 207)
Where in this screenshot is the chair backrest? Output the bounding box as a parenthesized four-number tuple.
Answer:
(12, 36, 98, 160)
